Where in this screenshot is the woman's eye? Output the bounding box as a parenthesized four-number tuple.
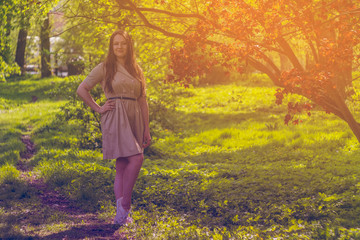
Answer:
(114, 43, 126, 47)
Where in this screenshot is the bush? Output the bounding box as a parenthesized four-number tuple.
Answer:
(67, 57, 85, 76)
(0, 164, 20, 184)
(0, 165, 31, 203)
(45, 75, 104, 150)
(0, 56, 21, 82)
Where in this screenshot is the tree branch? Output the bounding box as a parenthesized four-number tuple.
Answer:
(119, 0, 187, 39)
(247, 57, 281, 85)
(255, 50, 281, 76)
(277, 36, 304, 71)
(305, 35, 318, 64)
(117, 3, 206, 20)
(50, 20, 94, 37)
(315, 96, 346, 121)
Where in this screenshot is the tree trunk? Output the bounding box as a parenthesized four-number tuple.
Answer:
(330, 88, 360, 143)
(339, 102, 360, 143)
(335, 31, 354, 100)
(279, 53, 291, 71)
(40, 14, 51, 78)
(15, 28, 28, 75)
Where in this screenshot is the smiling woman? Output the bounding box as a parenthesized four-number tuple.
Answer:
(113, 35, 128, 59)
(76, 29, 151, 226)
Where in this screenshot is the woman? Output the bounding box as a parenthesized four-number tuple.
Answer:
(76, 29, 151, 225)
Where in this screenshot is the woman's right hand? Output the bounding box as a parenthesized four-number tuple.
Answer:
(98, 100, 115, 114)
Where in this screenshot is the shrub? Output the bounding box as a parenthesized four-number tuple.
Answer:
(45, 76, 104, 150)
(0, 165, 31, 202)
(0, 164, 20, 184)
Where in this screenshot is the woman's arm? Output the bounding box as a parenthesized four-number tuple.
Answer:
(138, 95, 151, 148)
(76, 81, 114, 114)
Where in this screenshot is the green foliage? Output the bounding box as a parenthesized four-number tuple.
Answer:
(0, 164, 20, 184)
(45, 75, 105, 150)
(147, 81, 191, 137)
(0, 165, 32, 204)
(57, 0, 120, 70)
(0, 0, 58, 80)
(0, 57, 20, 82)
(0, 127, 23, 166)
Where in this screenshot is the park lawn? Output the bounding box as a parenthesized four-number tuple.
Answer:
(1, 74, 360, 239)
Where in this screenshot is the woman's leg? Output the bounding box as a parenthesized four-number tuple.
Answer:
(121, 153, 144, 211)
(114, 157, 128, 201)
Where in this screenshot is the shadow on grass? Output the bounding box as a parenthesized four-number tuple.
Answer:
(41, 223, 119, 240)
(1, 222, 119, 240)
(0, 179, 119, 240)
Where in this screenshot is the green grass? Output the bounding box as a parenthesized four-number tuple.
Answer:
(1, 74, 360, 239)
(0, 75, 67, 167)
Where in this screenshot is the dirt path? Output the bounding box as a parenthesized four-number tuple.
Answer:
(14, 127, 126, 240)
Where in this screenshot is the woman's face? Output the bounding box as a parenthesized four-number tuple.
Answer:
(113, 34, 128, 60)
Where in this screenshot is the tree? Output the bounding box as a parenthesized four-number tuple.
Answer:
(14, 0, 34, 75)
(107, 0, 360, 142)
(51, 0, 121, 72)
(1, 0, 59, 80)
(40, 13, 51, 78)
(15, 28, 28, 75)
(0, 0, 21, 80)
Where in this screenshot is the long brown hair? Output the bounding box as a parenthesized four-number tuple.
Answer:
(104, 30, 145, 95)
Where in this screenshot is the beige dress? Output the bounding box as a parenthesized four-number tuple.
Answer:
(83, 62, 144, 159)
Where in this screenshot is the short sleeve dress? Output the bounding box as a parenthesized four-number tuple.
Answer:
(83, 62, 144, 159)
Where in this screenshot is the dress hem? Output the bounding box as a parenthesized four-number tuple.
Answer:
(103, 150, 144, 160)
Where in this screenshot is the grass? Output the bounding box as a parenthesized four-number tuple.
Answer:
(1, 73, 360, 239)
(0, 75, 66, 166)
